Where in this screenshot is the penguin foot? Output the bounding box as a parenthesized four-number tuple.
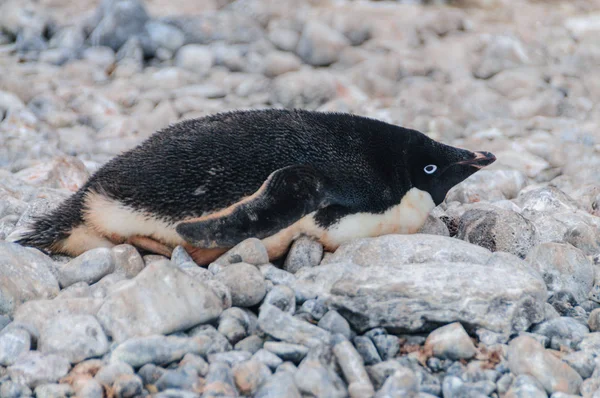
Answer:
(126, 235, 173, 258)
(182, 243, 228, 266)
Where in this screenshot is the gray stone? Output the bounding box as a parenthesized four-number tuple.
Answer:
(13, 298, 104, 336)
(174, 45, 213, 75)
(94, 361, 134, 386)
(89, 273, 126, 299)
(589, 308, 600, 331)
(33, 383, 75, 398)
(137, 363, 166, 385)
(110, 335, 213, 368)
(371, 335, 400, 362)
(263, 51, 302, 78)
(145, 21, 185, 52)
(259, 264, 296, 286)
(457, 206, 537, 258)
(214, 238, 269, 266)
(531, 317, 589, 350)
(333, 337, 375, 398)
(8, 351, 70, 388)
(153, 390, 199, 398)
(261, 285, 295, 315)
(57, 248, 115, 288)
(208, 350, 252, 366)
(562, 350, 596, 379)
(299, 299, 328, 321)
(253, 348, 283, 371)
(255, 369, 301, 398)
(218, 307, 257, 345)
(527, 243, 594, 303)
(417, 215, 450, 236)
(234, 335, 263, 354)
(188, 325, 232, 355)
(203, 361, 237, 398)
(0, 326, 31, 366)
(425, 322, 477, 360)
(508, 335, 582, 395)
(473, 34, 530, 79)
(113, 374, 143, 398)
(97, 262, 224, 342)
(39, 315, 108, 364)
(295, 351, 346, 398)
(318, 310, 352, 340)
(215, 263, 266, 308)
(353, 336, 382, 366)
(0, 242, 59, 315)
(296, 21, 350, 66)
(179, 353, 209, 377)
(375, 366, 419, 398)
(0, 381, 32, 398)
(56, 282, 91, 300)
(259, 304, 331, 347)
(112, 244, 145, 278)
(504, 374, 548, 398)
(155, 368, 201, 392)
(264, 342, 309, 363)
(233, 359, 271, 396)
(270, 70, 337, 110)
(446, 169, 528, 203)
(89, 0, 149, 51)
(283, 236, 323, 274)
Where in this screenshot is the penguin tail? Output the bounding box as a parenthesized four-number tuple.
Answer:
(12, 190, 88, 255)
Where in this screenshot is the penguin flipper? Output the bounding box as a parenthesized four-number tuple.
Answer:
(176, 165, 332, 248)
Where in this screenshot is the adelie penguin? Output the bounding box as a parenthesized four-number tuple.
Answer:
(15, 109, 496, 265)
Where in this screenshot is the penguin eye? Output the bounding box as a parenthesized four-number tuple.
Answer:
(424, 164, 437, 174)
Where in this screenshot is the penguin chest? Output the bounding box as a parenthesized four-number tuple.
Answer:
(314, 187, 436, 250)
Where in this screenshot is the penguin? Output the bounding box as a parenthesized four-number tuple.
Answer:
(15, 109, 496, 265)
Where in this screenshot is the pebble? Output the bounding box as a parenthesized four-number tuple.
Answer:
(138, 363, 166, 385)
(155, 368, 201, 392)
(508, 335, 582, 394)
(264, 341, 309, 363)
(33, 383, 75, 398)
(214, 238, 269, 266)
(203, 361, 237, 398)
(110, 335, 212, 368)
(233, 358, 271, 396)
(353, 336, 382, 365)
(0, 326, 31, 366)
(97, 262, 224, 342)
(218, 307, 251, 344)
(254, 369, 301, 398)
(296, 20, 350, 66)
(375, 366, 419, 398)
(504, 374, 548, 398)
(261, 285, 296, 315)
(215, 262, 266, 307)
(589, 308, 600, 331)
(253, 348, 284, 371)
(175, 44, 213, 76)
(111, 244, 145, 278)
(318, 310, 352, 340)
(333, 336, 375, 398)
(113, 374, 143, 398)
(56, 248, 115, 288)
(259, 304, 332, 347)
(188, 325, 232, 354)
(234, 335, 263, 354)
(562, 350, 596, 379)
(7, 351, 71, 388)
(425, 322, 478, 360)
(94, 361, 134, 386)
(179, 353, 209, 377)
(0, 381, 33, 398)
(530, 317, 589, 350)
(299, 298, 328, 320)
(295, 351, 347, 398)
(208, 350, 252, 366)
(283, 236, 323, 274)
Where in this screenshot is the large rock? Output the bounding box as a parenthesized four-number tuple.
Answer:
(445, 169, 528, 203)
(526, 243, 595, 303)
(13, 298, 104, 334)
(508, 335, 582, 394)
(97, 262, 224, 342)
(317, 235, 547, 335)
(0, 242, 60, 315)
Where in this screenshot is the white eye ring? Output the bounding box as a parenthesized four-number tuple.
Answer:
(424, 164, 437, 174)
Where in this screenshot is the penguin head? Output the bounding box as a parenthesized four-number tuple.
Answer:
(408, 135, 496, 205)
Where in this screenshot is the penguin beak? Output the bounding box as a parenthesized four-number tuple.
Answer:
(456, 151, 496, 169)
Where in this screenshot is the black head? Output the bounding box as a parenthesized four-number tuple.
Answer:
(405, 132, 496, 205)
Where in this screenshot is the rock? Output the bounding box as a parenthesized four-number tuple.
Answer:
(138, 363, 166, 385)
(371, 335, 400, 362)
(283, 236, 323, 274)
(295, 350, 347, 398)
(13, 298, 104, 335)
(0, 326, 31, 366)
(82, 46, 116, 69)
(38, 315, 108, 364)
(589, 308, 600, 331)
(155, 368, 201, 392)
(425, 323, 478, 360)
(253, 348, 284, 371)
(446, 169, 528, 203)
(7, 351, 71, 388)
(375, 366, 419, 398)
(508, 335, 582, 394)
(255, 369, 301, 398)
(33, 383, 75, 398)
(353, 336, 382, 366)
(174, 44, 213, 75)
(112, 244, 145, 278)
(262, 285, 295, 315)
(203, 361, 237, 398)
(110, 335, 212, 368)
(299, 299, 328, 320)
(145, 21, 185, 52)
(233, 358, 271, 396)
(296, 21, 350, 66)
(113, 374, 143, 398)
(234, 335, 263, 354)
(218, 307, 255, 345)
(473, 34, 530, 79)
(322, 240, 546, 335)
(94, 361, 134, 385)
(504, 374, 548, 398)
(89, 0, 149, 51)
(214, 238, 269, 266)
(456, 206, 537, 258)
(0, 242, 59, 315)
(417, 215, 450, 236)
(208, 350, 252, 366)
(270, 70, 337, 109)
(263, 51, 302, 78)
(264, 342, 309, 363)
(188, 324, 232, 354)
(258, 304, 332, 347)
(215, 263, 266, 308)
(57, 248, 115, 288)
(530, 317, 589, 350)
(0, 381, 32, 398)
(527, 243, 594, 303)
(97, 262, 224, 342)
(562, 350, 596, 379)
(318, 310, 352, 340)
(333, 336, 375, 398)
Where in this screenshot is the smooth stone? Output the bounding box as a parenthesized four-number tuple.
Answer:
(589, 308, 600, 331)
(137, 363, 166, 385)
(233, 359, 271, 396)
(155, 368, 201, 392)
(318, 310, 352, 340)
(270, 70, 337, 109)
(214, 238, 269, 266)
(254, 369, 301, 398)
(353, 336, 382, 365)
(261, 285, 296, 315)
(38, 315, 108, 364)
(0, 381, 32, 398)
(562, 350, 596, 379)
(296, 20, 350, 66)
(110, 335, 213, 368)
(57, 248, 115, 288)
(371, 335, 400, 361)
(258, 304, 332, 347)
(263, 342, 309, 364)
(94, 361, 134, 386)
(283, 236, 323, 274)
(425, 322, 478, 360)
(215, 263, 266, 308)
(504, 374, 548, 398)
(295, 350, 346, 398)
(88, 0, 149, 51)
(218, 307, 254, 345)
(531, 317, 589, 350)
(203, 361, 237, 398)
(7, 351, 71, 388)
(207, 350, 252, 366)
(113, 374, 143, 397)
(253, 348, 283, 371)
(508, 335, 582, 394)
(375, 366, 419, 398)
(111, 244, 145, 278)
(97, 262, 224, 342)
(33, 383, 75, 398)
(299, 299, 328, 321)
(0, 242, 59, 315)
(446, 169, 528, 203)
(188, 325, 232, 355)
(234, 335, 263, 354)
(527, 243, 594, 303)
(175, 44, 214, 75)
(0, 326, 31, 366)
(179, 353, 209, 377)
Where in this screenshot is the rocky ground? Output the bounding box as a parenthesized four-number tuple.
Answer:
(1, 0, 600, 397)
